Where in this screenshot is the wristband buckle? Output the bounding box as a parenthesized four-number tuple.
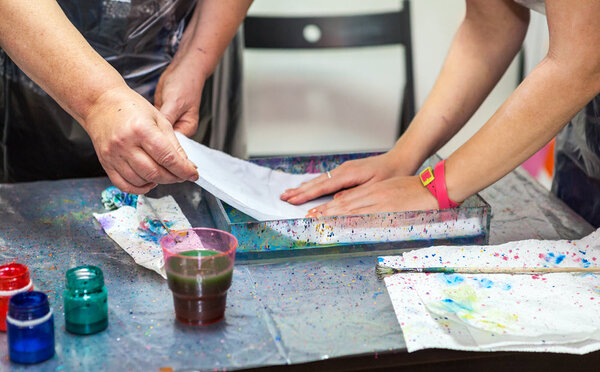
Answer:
(419, 167, 435, 186)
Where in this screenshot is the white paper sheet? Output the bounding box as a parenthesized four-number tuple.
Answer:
(176, 132, 331, 221)
(93, 195, 192, 278)
(380, 229, 600, 354)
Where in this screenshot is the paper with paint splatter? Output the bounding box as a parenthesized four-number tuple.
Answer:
(176, 132, 331, 221)
(380, 229, 600, 354)
(93, 195, 192, 278)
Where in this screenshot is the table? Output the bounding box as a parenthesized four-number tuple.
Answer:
(0, 168, 597, 371)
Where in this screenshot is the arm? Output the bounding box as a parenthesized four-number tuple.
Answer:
(154, 0, 253, 136)
(282, 0, 529, 205)
(445, 0, 600, 202)
(307, 0, 600, 217)
(0, 0, 198, 194)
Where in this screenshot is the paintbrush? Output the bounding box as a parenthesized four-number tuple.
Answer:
(375, 263, 600, 280)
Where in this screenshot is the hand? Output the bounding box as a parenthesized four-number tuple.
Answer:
(305, 176, 439, 217)
(84, 86, 199, 195)
(280, 153, 409, 205)
(154, 55, 206, 137)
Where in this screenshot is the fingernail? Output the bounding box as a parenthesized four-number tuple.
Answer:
(188, 173, 199, 182)
(280, 191, 289, 199)
(308, 208, 317, 213)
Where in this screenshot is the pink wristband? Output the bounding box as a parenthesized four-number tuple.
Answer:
(432, 160, 461, 209)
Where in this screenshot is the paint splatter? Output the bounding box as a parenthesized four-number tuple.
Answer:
(138, 218, 174, 244)
(101, 186, 138, 210)
(439, 274, 464, 286)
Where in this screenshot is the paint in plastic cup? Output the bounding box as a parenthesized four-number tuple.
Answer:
(161, 228, 237, 325)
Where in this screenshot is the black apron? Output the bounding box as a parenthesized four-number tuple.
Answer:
(0, 0, 244, 182)
(553, 94, 600, 227)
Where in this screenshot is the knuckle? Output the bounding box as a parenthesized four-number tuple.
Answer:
(158, 151, 178, 167)
(109, 134, 128, 150)
(142, 168, 161, 182)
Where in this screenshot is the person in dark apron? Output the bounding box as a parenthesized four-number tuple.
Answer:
(0, 0, 250, 192)
(553, 96, 600, 227)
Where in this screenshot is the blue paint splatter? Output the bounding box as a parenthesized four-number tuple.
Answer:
(101, 186, 138, 210)
(440, 298, 473, 313)
(545, 252, 565, 265)
(477, 278, 494, 289)
(137, 218, 174, 244)
(582, 258, 591, 268)
(372, 291, 384, 300)
(499, 283, 512, 291)
(440, 274, 464, 286)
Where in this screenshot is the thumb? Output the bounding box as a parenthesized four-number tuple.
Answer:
(158, 99, 181, 126)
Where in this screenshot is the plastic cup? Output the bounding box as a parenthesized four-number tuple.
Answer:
(161, 228, 237, 325)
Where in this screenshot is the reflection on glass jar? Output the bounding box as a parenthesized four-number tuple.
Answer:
(64, 265, 108, 335)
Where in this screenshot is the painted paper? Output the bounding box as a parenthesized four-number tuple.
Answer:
(94, 195, 192, 278)
(380, 228, 600, 354)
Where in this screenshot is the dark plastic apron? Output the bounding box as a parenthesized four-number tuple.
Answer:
(0, 0, 244, 182)
(553, 94, 600, 227)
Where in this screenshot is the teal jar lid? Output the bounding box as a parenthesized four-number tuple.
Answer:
(65, 266, 104, 292)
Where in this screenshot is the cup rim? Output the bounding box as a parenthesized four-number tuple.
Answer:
(161, 227, 238, 260)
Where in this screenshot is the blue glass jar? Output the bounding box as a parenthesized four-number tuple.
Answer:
(7, 291, 55, 364)
(64, 265, 108, 335)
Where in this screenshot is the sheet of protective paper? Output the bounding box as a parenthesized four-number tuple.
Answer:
(93, 195, 192, 278)
(176, 133, 331, 221)
(380, 229, 600, 354)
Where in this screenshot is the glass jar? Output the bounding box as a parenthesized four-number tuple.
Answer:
(7, 291, 55, 364)
(64, 265, 108, 335)
(0, 263, 33, 332)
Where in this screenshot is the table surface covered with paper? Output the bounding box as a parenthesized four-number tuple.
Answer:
(0, 167, 597, 371)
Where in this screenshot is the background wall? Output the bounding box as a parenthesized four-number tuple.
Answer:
(243, 0, 546, 159)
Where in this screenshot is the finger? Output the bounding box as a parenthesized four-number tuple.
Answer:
(156, 114, 197, 167)
(158, 98, 180, 126)
(103, 165, 156, 195)
(141, 118, 199, 182)
(154, 80, 164, 109)
(127, 149, 184, 184)
(116, 158, 152, 187)
(280, 173, 327, 201)
(280, 173, 328, 200)
(285, 170, 363, 205)
(314, 197, 376, 217)
(173, 111, 199, 138)
(307, 186, 376, 217)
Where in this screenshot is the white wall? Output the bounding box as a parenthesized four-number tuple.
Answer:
(243, 0, 523, 157)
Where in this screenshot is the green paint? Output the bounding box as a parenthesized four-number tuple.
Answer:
(166, 250, 233, 325)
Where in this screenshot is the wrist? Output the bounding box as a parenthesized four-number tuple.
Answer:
(419, 160, 462, 209)
(80, 84, 135, 132)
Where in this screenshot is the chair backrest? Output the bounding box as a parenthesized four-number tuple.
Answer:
(244, 1, 415, 137)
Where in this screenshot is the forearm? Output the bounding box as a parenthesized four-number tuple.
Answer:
(446, 57, 600, 202)
(174, 0, 252, 78)
(0, 0, 126, 124)
(445, 0, 600, 203)
(390, 0, 529, 174)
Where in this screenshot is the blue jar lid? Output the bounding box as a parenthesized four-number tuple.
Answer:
(8, 291, 50, 321)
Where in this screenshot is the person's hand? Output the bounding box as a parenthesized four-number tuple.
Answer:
(83, 85, 199, 195)
(154, 54, 206, 137)
(280, 153, 409, 205)
(305, 176, 438, 217)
